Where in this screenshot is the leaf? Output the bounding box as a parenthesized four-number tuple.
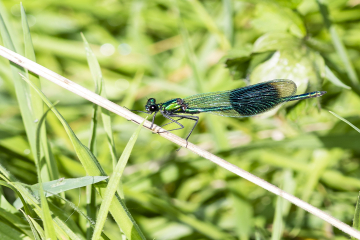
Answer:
(250, 43, 325, 96)
(13, 176, 109, 209)
(224, 55, 251, 80)
(252, 32, 301, 53)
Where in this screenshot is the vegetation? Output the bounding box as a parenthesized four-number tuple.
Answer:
(0, 0, 360, 239)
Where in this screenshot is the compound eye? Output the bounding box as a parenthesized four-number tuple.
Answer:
(150, 105, 156, 111)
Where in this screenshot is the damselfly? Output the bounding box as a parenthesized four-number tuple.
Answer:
(135, 79, 326, 143)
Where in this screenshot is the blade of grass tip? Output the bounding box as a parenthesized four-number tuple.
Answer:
(0, 0, 22, 54)
(352, 193, 360, 240)
(91, 118, 146, 240)
(35, 104, 58, 240)
(81, 32, 102, 152)
(21, 2, 59, 183)
(0, 169, 78, 239)
(81, 32, 118, 168)
(316, 0, 359, 87)
(0, 8, 38, 171)
(20, 209, 42, 240)
(0, 181, 31, 218)
(82, 33, 124, 208)
(325, 65, 351, 90)
(20, 73, 105, 176)
(20, 74, 146, 240)
(81, 33, 102, 239)
(329, 111, 360, 134)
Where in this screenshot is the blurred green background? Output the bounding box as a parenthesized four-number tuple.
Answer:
(1, 0, 360, 239)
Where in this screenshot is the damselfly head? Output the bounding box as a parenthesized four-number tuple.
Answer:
(145, 98, 159, 113)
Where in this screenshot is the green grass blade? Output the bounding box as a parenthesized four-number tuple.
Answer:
(81, 33, 102, 152)
(271, 170, 295, 240)
(352, 193, 360, 240)
(292, 150, 341, 234)
(20, 2, 59, 183)
(316, 0, 359, 87)
(35, 106, 57, 240)
(121, 70, 143, 112)
(81, 32, 102, 239)
(0, 180, 31, 220)
(92, 119, 145, 240)
(0, 205, 33, 237)
(0, 9, 37, 168)
(125, 187, 235, 240)
(20, 75, 145, 240)
(271, 194, 284, 240)
(222, 0, 233, 46)
(81, 33, 118, 167)
(188, 0, 231, 51)
(329, 111, 360, 134)
(176, 1, 229, 150)
(325, 65, 351, 89)
(0, 0, 21, 53)
(13, 176, 108, 208)
(21, 74, 105, 175)
(0, 168, 81, 240)
(176, 1, 203, 92)
(230, 189, 253, 240)
(0, 221, 31, 240)
(20, 209, 42, 240)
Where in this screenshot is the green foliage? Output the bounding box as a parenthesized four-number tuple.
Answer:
(0, 0, 360, 239)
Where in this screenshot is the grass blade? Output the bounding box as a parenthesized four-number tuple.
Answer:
(352, 193, 360, 240)
(35, 105, 57, 240)
(92, 119, 145, 240)
(325, 65, 351, 90)
(81, 33, 102, 239)
(316, 0, 359, 87)
(20, 74, 145, 240)
(13, 176, 108, 209)
(0, 8, 37, 170)
(20, 2, 59, 183)
(329, 111, 360, 134)
(176, 1, 229, 150)
(20, 210, 42, 240)
(188, 0, 231, 51)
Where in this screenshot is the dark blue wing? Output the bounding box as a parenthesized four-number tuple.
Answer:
(183, 79, 297, 117)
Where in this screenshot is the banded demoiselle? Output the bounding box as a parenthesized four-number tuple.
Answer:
(138, 79, 326, 142)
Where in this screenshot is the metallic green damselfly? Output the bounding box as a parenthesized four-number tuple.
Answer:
(136, 79, 326, 143)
